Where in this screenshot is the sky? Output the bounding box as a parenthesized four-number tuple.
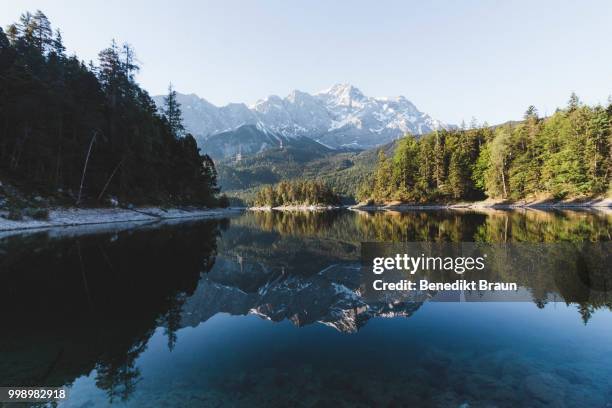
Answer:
(2, 0, 612, 125)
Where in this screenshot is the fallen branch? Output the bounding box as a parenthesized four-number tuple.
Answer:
(97, 158, 124, 202)
(76, 130, 99, 206)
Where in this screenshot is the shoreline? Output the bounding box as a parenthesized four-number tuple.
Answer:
(3, 199, 608, 234)
(246, 199, 612, 212)
(0, 206, 244, 233)
(349, 198, 612, 211)
(248, 205, 345, 211)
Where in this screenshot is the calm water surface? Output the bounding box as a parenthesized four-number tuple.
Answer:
(1, 209, 611, 407)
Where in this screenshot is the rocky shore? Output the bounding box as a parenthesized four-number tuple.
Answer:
(248, 205, 345, 211)
(350, 197, 612, 211)
(0, 206, 243, 232)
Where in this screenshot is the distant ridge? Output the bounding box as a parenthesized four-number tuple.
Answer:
(201, 124, 334, 161)
(153, 84, 449, 150)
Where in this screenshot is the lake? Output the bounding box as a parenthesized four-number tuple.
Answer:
(1, 209, 611, 407)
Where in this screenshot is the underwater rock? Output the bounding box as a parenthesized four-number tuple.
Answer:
(461, 373, 499, 400)
(523, 372, 569, 406)
(563, 387, 605, 408)
(553, 366, 589, 385)
(430, 391, 462, 407)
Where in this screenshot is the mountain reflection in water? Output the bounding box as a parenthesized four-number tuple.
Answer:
(0, 209, 611, 407)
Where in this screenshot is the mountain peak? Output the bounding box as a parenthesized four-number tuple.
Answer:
(286, 89, 311, 103)
(153, 86, 448, 151)
(318, 83, 365, 102)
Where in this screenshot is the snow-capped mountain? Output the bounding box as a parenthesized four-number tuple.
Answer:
(153, 83, 448, 150)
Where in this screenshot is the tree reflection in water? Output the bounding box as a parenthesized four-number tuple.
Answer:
(0, 219, 223, 401)
(0, 209, 610, 404)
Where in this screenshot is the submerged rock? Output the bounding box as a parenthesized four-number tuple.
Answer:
(523, 372, 569, 406)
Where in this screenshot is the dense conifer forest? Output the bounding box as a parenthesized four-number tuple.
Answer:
(0, 11, 220, 208)
(253, 180, 341, 207)
(358, 99, 612, 203)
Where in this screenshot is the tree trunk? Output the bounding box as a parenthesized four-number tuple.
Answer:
(76, 131, 97, 205)
(97, 158, 124, 201)
(501, 158, 508, 198)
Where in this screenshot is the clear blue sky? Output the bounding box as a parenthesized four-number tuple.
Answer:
(3, 0, 612, 125)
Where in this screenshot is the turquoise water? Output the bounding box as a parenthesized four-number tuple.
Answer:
(1, 210, 611, 407)
(62, 303, 612, 407)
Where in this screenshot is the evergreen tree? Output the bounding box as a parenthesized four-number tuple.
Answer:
(254, 180, 340, 207)
(585, 107, 610, 193)
(372, 150, 393, 201)
(0, 10, 221, 207)
(5, 24, 19, 45)
(163, 84, 184, 138)
(361, 105, 611, 203)
(568, 92, 581, 112)
(524, 105, 538, 120)
(433, 130, 446, 191)
(30, 10, 53, 52)
(0, 27, 9, 50)
(52, 28, 65, 56)
(392, 135, 420, 200)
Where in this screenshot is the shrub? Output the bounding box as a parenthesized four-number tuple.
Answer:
(20, 207, 50, 220)
(7, 208, 23, 221)
(218, 194, 230, 208)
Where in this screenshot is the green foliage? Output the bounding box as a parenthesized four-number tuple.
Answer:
(253, 180, 341, 207)
(363, 128, 487, 203)
(0, 11, 219, 207)
(24, 207, 49, 220)
(217, 194, 230, 208)
(218, 140, 387, 203)
(361, 100, 612, 203)
(7, 208, 23, 221)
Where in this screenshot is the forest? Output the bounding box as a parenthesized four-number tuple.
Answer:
(253, 180, 341, 207)
(359, 98, 611, 204)
(0, 11, 221, 209)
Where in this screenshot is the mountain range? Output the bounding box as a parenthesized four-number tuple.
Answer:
(153, 83, 448, 155)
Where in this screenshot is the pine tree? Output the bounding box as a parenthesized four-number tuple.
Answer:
(472, 143, 490, 192)
(97, 40, 122, 97)
(163, 84, 185, 138)
(121, 43, 138, 82)
(31, 10, 53, 52)
(373, 150, 393, 202)
(0, 27, 9, 50)
(392, 135, 420, 200)
(5, 24, 19, 45)
(16, 12, 33, 43)
(52, 29, 65, 56)
(433, 130, 446, 190)
(469, 117, 479, 129)
(585, 106, 610, 193)
(568, 92, 581, 112)
(524, 105, 538, 120)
